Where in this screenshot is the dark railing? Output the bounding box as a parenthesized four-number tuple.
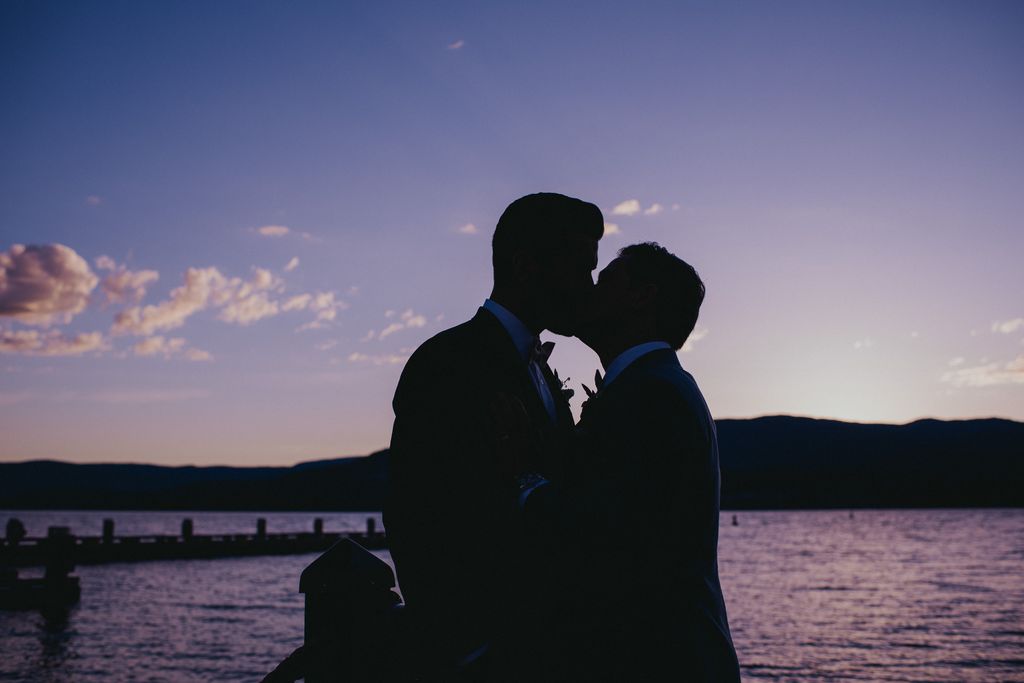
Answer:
(2, 517, 387, 567)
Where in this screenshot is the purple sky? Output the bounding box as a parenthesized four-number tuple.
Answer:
(2, 1, 1022, 465)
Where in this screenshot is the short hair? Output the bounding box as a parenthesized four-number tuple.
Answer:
(617, 242, 705, 350)
(492, 193, 604, 281)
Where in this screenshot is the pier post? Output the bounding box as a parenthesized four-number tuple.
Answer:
(182, 518, 194, 542)
(257, 518, 267, 540)
(5, 518, 26, 547)
(103, 519, 115, 543)
(365, 517, 376, 538)
(44, 527, 75, 581)
(313, 518, 323, 537)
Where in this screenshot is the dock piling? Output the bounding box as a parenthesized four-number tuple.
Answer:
(257, 518, 267, 540)
(314, 518, 323, 537)
(182, 518, 194, 542)
(102, 519, 114, 544)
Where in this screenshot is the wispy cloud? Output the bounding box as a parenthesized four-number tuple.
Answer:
(853, 338, 874, 350)
(680, 327, 708, 353)
(348, 351, 409, 366)
(447, 39, 465, 50)
(85, 195, 103, 206)
(377, 309, 428, 339)
(992, 318, 1024, 334)
(294, 291, 348, 331)
(257, 225, 291, 237)
(940, 356, 1024, 387)
(284, 257, 300, 272)
(112, 266, 231, 336)
(603, 222, 621, 236)
(611, 199, 641, 216)
(0, 244, 99, 326)
(457, 223, 478, 235)
(131, 335, 212, 361)
(948, 356, 965, 367)
(0, 328, 107, 356)
(95, 255, 159, 306)
(643, 203, 664, 216)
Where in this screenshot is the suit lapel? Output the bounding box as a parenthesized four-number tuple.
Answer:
(471, 308, 555, 431)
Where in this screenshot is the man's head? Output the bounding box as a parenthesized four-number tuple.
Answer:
(578, 242, 705, 354)
(491, 193, 603, 336)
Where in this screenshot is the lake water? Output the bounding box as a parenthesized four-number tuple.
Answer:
(1, 509, 1022, 682)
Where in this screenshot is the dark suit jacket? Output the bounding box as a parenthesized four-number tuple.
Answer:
(385, 308, 574, 664)
(523, 348, 740, 682)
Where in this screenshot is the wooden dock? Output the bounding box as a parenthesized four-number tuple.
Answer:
(2, 517, 388, 568)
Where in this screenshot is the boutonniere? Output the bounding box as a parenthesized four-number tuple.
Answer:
(551, 367, 574, 403)
(579, 369, 604, 422)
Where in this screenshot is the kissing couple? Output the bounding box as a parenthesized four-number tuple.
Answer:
(386, 193, 741, 682)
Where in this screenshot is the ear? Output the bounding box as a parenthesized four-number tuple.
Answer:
(511, 251, 539, 284)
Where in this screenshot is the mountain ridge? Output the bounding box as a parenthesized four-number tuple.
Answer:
(2, 416, 1021, 510)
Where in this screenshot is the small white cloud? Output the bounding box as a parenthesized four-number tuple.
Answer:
(941, 355, 1024, 387)
(378, 322, 405, 339)
(0, 328, 107, 356)
(373, 308, 429, 340)
(132, 335, 211, 361)
(603, 222, 621, 236)
(284, 257, 300, 272)
(96, 258, 159, 306)
(992, 318, 1024, 334)
(257, 225, 291, 237)
(316, 339, 338, 351)
(948, 357, 965, 367)
(282, 293, 312, 311)
(910, 331, 920, 338)
(611, 199, 641, 216)
(853, 338, 874, 350)
(643, 203, 664, 216)
(360, 329, 376, 342)
(133, 335, 186, 357)
(85, 195, 103, 206)
(295, 291, 347, 331)
(457, 223, 478, 235)
(680, 328, 708, 353)
(447, 39, 465, 50)
(348, 351, 410, 366)
(671, 203, 681, 211)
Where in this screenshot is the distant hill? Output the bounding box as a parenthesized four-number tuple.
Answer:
(0, 417, 1021, 511)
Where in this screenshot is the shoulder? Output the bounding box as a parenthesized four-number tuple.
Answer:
(393, 313, 490, 405)
(617, 351, 715, 439)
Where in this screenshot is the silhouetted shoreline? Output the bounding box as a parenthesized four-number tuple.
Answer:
(2, 416, 1021, 511)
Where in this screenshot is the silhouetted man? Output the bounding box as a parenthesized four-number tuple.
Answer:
(385, 193, 603, 677)
(509, 242, 740, 682)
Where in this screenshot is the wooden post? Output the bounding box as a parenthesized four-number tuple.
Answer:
(182, 518, 194, 541)
(257, 518, 267, 540)
(366, 517, 376, 538)
(313, 518, 323, 537)
(299, 539, 401, 682)
(103, 519, 115, 543)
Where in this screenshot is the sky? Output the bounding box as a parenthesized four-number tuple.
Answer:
(1, 0, 1022, 466)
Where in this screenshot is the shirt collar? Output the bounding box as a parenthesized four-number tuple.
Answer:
(482, 299, 537, 362)
(602, 341, 672, 389)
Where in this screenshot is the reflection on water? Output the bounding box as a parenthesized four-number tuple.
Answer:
(1, 509, 1022, 682)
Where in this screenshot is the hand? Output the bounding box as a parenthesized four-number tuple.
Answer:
(489, 392, 536, 479)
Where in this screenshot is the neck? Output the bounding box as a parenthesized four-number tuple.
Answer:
(488, 287, 543, 336)
(584, 321, 661, 370)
